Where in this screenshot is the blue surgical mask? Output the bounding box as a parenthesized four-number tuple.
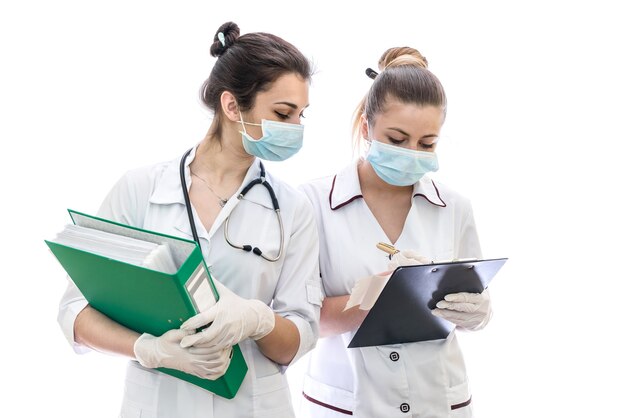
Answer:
(366, 139, 439, 186)
(239, 113, 304, 161)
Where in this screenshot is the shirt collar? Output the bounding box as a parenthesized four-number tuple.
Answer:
(329, 159, 446, 210)
(148, 148, 195, 205)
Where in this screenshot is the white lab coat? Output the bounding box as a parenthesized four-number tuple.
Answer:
(298, 160, 483, 418)
(57, 146, 323, 418)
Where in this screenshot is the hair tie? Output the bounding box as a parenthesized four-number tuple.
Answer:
(217, 32, 226, 47)
(365, 68, 378, 80)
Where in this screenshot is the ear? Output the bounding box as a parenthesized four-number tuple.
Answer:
(220, 91, 240, 122)
(360, 114, 370, 139)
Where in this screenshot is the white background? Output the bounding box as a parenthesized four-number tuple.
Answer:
(1, 1, 625, 416)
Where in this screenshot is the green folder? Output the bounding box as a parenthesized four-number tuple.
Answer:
(45, 209, 247, 399)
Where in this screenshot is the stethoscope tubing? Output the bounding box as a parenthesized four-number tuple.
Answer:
(179, 148, 284, 262)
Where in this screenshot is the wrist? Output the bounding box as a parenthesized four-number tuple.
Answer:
(249, 300, 275, 340)
(133, 333, 159, 368)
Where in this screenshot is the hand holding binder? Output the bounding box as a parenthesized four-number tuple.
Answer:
(134, 329, 233, 380)
(45, 210, 248, 398)
(180, 279, 275, 349)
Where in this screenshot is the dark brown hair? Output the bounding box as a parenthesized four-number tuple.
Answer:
(352, 47, 447, 148)
(200, 22, 312, 140)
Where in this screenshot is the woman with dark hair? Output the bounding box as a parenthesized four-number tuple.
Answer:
(57, 22, 322, 417)
(298, 47, 491, 417)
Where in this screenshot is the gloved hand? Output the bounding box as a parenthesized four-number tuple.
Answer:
(179, 279, 275, 350)
(134, 329, 232, 380)
(431, 290, 492, 331)
(388, 250, 431, 271)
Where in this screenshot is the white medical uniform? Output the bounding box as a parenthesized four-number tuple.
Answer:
(298, 160, 483, 418)
(57, 146, 323, 418)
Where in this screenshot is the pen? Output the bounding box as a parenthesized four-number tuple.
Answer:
(376, 242, 399, 259)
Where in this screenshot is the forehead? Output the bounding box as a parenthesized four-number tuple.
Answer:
(373, 99, 444, 133)
(255, 73, 309, 108)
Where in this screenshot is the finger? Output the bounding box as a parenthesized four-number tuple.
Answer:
(188, 345, 226, 356)
(180, 328, 225, 348)
(188, 361, 228, 381)
(444, 292, 482, 303)
(180, 319, 231, 348)
(179, 332, 204, 348)
(402, 250, 431, 264)
(432, 308, 474, 322)
(196, 351, 232, 376)
(199, 361, 230, 380)
(436, 300, 479, 313)
(162, 328, 194, 342)
(431, 308, 444, 317)
(180, 306, 218, 331)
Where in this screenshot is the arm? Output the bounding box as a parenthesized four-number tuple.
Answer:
(74, 297, 232, 379)
(319, 295, 368, 338)
(433, 199, 491, 331)
(74, 305, 139, 358)
(264, 195, 323, 365)
(180, 195, 323, 366)
(59, 171, 146, 356)
(255, 315, 300, 365)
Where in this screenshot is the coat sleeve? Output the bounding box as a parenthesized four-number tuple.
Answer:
(56, 171, 144, 353)
(455, 198, 483, 260)
(271, 193, 323, 366)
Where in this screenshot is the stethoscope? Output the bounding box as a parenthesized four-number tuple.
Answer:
(179, 148, 284, 262)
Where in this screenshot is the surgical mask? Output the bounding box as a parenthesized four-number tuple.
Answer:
(238, 112, 304, 161)
(366, 139, 439, 186)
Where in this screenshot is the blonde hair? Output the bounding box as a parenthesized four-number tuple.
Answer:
(352, 47, 445, 153)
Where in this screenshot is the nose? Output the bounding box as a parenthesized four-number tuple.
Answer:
(289, 115, 303, 125)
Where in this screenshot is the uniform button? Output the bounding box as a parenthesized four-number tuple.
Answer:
(400, 403, 410, 413)
(389, 351, 400, 361)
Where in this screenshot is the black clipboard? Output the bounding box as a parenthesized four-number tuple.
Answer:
(348, 258, 508, 348)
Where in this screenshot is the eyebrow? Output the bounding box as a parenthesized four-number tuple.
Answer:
(388, 127, 439, 140)
(274, 101, 310, 110)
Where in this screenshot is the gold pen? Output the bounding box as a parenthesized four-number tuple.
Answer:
(376, 242, 399, 258)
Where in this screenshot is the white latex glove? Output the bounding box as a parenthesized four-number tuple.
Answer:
(133, 329, 232, 380)
(179, 280, 275, 350)
(388, 250, 431, 271)
(431, 290, 492, 331)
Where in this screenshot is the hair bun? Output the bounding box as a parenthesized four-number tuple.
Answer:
(378, 47, 428, 71)
(210, 21, 240, 57)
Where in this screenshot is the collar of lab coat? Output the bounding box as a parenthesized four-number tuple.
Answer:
(329, 159, 447, 210)
(149, 145, 275, 240)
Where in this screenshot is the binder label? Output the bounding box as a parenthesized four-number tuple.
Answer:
(185, 264, 216, 313)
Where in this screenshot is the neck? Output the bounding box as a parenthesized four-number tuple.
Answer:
(192, 124, 254, 183)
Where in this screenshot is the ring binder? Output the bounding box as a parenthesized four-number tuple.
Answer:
(45, 209, 248, 398)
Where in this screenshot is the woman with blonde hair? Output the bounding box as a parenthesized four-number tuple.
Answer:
(299, 46, 490, 417)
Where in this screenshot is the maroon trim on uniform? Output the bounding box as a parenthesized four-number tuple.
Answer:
(329, 175, 363, 211)
(451, 396, 472, 410)
(302, 392, 354, 415)
(413, 179, 447, 207)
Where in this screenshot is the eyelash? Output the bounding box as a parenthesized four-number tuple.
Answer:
(275, 111, 306, 120)
(389, 138, 436, 149)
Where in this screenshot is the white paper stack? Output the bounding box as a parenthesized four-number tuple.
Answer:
(53, 224, 178, 274)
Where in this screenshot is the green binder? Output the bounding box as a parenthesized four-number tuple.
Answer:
(45, 209, 248, 399)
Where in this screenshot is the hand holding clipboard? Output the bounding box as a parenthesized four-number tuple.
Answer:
(347, 243, 507, 348)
